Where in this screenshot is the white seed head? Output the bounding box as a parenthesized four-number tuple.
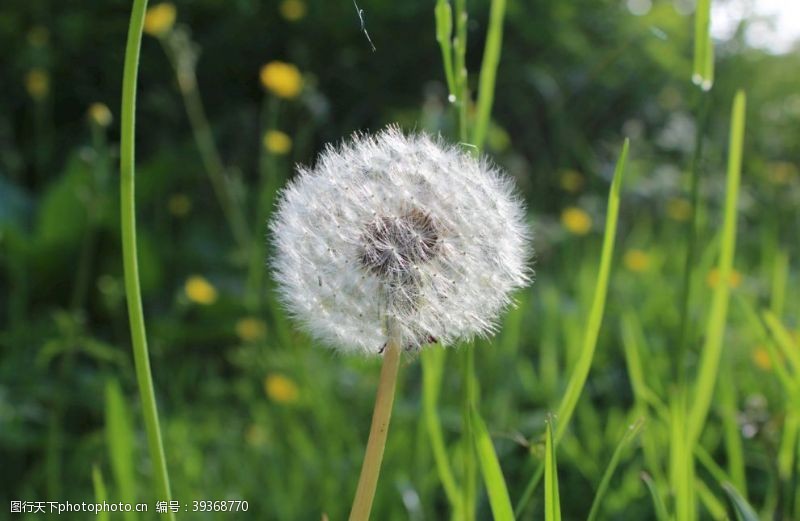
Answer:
(270, 127, 532, 355)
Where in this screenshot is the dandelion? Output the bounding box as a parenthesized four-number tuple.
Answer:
(623, 249, 651, 273)
(561, 206, 592, 235)
(559, 169, 585, 193)
(260, 61, 303, 99)
(263, 130, 292, 155)
(264, 373, 300, 404)
(143, 3, 177, 37)
(236, 317, 267, 342)
(270, 127, 531, 354)
(280, 0, 307, 21)
(184, 275, 217, 305)
(168, 194, 192, 217)
(666, 197, 692, 221)
(25, 69, 49, 100)
(270, 127, 530, 518)
(88, 103, 113, 128)
(706, 268, 742, 289)
(752, 346, 771, 371)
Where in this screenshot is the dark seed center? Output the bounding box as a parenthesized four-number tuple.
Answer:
(359, 208, 439, 278)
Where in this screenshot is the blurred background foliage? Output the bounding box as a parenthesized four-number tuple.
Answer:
(1, 0, 799, 519)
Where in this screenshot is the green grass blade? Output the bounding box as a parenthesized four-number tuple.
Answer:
(692, 0, 713, 89)
(670, 392, 696, 521)
(554, 139, 628, 443)
(421, 348, 463, 515)
(105, 379, 139, 521)
(471, 0, 507, 150)
(763, 310, 800, 374)
(696, 478, 727, 520)
(778, 411, 799, 480)
(687, 91, 746, 446)
(516, 140, 629, 514)
(544, 419, 561, 521)
(719, 363, 747, 498)
(641, 472, 669, 521)
(434, 0, 456, 97)
(722, 482, 759, 521)
(470, 405, 515, 521)
(770, 251, 789, 315)
(92, 465, 110, 521)
(586, 419, 644, 521)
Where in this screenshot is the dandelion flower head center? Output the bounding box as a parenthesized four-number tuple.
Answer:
(360, 208, 440, 278)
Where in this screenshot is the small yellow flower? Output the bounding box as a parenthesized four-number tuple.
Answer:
(280, 0, 307, 21)
(263, 130, 292, 155)
(706, 268, 742, 289)
(236, 317, 267, 342)
(559, 169, 585, 193)
(561, 207, 592, 235)
(623, 249, 651, 273)
(767, 162, 797, 185)
(144, 3, 177, 37)
(25, 69, 49, 100)
(752, 346, 772, 371)
(27, 26, 49, 47)
(260, 61, 303, 99)
(185, 275, 218, 305)
(666, 198, 692, 222)
(264, 373, 299, 404)
(244, 424, 268, 447)
(88, 103, 112, 128)
(168, 194, 192, 217)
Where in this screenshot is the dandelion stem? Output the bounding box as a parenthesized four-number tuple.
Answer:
(348, 337, 402, 521)
(120, 0, 174, 515)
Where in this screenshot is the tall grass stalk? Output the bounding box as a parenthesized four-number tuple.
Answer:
(516, 139, 629, 514)
(120, 0, 174, 514)
(686, 91, 746, 446)
(471, 0, 507, 149)
(544, 419, 562, 521)
(471, 405, 514, 520)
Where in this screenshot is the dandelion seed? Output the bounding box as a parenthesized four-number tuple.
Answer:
(263, 130, 292, 155)
(260, 61, 303, 99)
(264, 373, 299, 404)
(185, 275, 217, 305)
(143, 3, 177, 38)
(561, 206, 592, 235)
(270, 127, 532, 354)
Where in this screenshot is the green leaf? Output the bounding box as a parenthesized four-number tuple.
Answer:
(641, 473, 669, 521)
(105, 379, 139, 521)
(92, 465, 111, 521)
(472, 0, 507, 150)
(471, 405, 515, 520)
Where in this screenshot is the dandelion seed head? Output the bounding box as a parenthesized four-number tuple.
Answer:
(270, 127, 532, 355)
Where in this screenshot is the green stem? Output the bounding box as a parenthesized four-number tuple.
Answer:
(461, 345, 477, 521)
(120, 0, 175, 515)
(348, 337, 402, 520)
(454, 0, 468, 142)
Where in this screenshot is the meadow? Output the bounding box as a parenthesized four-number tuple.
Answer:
(1, 0, 799, 519)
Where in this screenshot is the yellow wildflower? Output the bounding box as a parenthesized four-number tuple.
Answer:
(88, 103, 112, 128)
(280, 0, 307, 21)
(168, 194, 192, 217)
(27, 26, 49, 47)
(623, 249, 651, 273)
(244, 424, 268, 447)
(185, 275, 218, 305)
(767, 162, 797, 185)
(666, 198, 692, 221)
(706, 268, 742, 289)
(25, 69, 49, 100)
(264, 373, 299, 404)
(143, 3, 177, 37)
(559, 169, 585, 193)
(263, 130, 292, 155)
(561, 207, 592, 235)
(236, 317, 267, 342)
(260, 61, 303, 99)
(752, 346, 772, 371)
